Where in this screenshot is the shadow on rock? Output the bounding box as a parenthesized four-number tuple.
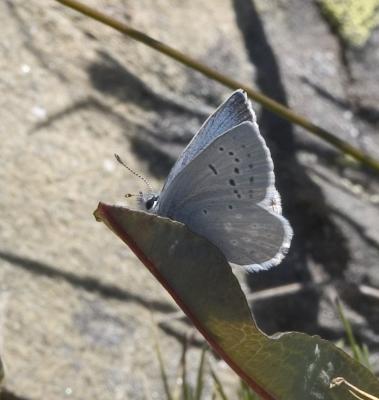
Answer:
(301, 76, 379, 128)
(87, 51, 206, 178)
(0, 389, 31, 400)
(232, 0, 350, 336)
(0, 251, 175, 313)
(86, 15, 352, 339)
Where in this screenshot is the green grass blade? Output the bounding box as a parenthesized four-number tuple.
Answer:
(336, 299, 362, 362)
(154, 333, 174, 400)
(239, 379, 260, 400)
(336, 298, 373, 371)
(180, 337, 192, 400)
(194, 347, 207, 400)
(361, 344, 372, 371)
(210, 367, 229, 400)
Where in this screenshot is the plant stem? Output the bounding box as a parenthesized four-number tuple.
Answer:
(55, 0, 379, 173)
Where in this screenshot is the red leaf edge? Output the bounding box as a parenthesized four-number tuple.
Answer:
(96, 202, 276, 400)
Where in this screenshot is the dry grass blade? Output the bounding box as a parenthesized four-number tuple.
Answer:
(55, 0, 379, 173)
(330, 377, 379, 400)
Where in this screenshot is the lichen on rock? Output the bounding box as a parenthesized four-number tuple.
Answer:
(318, 0, 379, 47)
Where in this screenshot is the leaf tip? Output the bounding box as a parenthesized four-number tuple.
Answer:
(93, 202, 107, 222)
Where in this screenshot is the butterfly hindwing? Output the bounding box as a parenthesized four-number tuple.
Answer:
(157, 121, 292, 271)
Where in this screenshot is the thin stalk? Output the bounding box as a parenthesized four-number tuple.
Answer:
(210, 367, 229, 400)
(180, 338, 191, 400)
(55, 0, 379, 173)
(154, 333, 174, 400)
(330, 377, 379, 400)
(336, 299, 362, 362)
(194, 347, 207, 400)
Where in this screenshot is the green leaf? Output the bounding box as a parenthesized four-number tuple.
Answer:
(94, 204, 379, 400)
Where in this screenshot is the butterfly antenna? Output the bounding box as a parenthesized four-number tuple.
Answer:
(114, 154, 153, 193)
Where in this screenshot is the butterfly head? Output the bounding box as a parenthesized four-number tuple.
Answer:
(138, 192, 159, 213)
(114, 154, 159, 212)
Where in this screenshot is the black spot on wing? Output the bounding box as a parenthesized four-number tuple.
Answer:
(208, 164, 218, 175)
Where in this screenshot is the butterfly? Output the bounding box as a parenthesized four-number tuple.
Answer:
(132, 90, 292, 272)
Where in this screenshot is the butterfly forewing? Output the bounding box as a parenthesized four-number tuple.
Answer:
(163, 90, 255, 191)
(157, 121, 292, 271)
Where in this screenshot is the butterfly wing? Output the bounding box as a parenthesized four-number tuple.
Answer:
(157, 121, 292, 271)
(162, 90, 255, 191)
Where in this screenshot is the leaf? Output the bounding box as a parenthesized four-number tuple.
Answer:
(94, 203, 379, 400)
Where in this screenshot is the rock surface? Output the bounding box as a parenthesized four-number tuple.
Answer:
(1, 0, 379, 399)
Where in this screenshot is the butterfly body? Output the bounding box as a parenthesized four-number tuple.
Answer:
(140, 90, 292, 271)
